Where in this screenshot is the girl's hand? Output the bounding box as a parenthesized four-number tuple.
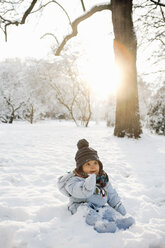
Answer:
(115, 203, 127, 216)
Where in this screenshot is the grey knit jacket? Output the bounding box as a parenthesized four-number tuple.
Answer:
(57, 172, 126, 215)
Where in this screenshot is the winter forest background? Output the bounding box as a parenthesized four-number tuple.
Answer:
(0, 0, 164, 135)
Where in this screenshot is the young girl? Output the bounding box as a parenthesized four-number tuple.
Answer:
(57, 139, 134, 233)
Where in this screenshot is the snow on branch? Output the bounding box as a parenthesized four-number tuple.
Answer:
(55, 4, 111, 56)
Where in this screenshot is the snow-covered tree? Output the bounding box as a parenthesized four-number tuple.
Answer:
(138, 78, 152, 124)
(147, 83, 165, 135)
(0, 59, 26, 123)
(21, 59, 50, 123)
(104, 94, 116, 127)
(0, 58, 63, 123)
(51, 55, 92, 127)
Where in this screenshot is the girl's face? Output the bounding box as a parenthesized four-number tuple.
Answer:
(82, 160, 100, 175)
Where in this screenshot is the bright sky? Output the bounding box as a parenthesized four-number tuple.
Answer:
(0, 0, 155, 98)
(76, 10, 119, 97)
(0, 3, 118, 98)
(0, 21, 53, 59)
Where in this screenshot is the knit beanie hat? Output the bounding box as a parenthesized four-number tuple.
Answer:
(75, 139, 103, 170)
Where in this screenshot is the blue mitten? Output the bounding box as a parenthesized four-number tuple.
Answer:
(116, 217, 135, 230)
(94, 220, 117, 233)
(85, 174, 96, 191)
(115, 203, 126, 216)
(102, 208, 115, 222)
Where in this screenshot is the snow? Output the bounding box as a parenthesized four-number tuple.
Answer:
(0, 120, 165, 248)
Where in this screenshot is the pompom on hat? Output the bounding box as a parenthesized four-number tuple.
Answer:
(75, 139, 103, 171)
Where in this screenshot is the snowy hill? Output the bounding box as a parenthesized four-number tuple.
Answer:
(0, 121, 165, 248)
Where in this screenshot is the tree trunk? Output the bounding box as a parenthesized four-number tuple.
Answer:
(111, 0, 142, 138)
(9, 110, 14, 124)
(30, 105, 34, 124)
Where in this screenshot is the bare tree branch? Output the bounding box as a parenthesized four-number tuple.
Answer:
(1, 0, 24, 4)
(1, 0, 70, 42)
(3, 8, 14, 15)
(40, 33, 59, 44)
(150, 0, 165, 7)
(80, 0, 86, 12)
(0, 116, 8, 123)
(31, 0, 72, 25)
(21, 0, 38, 24)
(160, 5, 165, 21)
(55, 4, 111, 56)
(50, 82, 79, 126)
(1, 0, 38, 41)
(142, 66, 165, 74)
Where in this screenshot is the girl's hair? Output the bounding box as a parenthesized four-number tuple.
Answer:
(75, 160, 103, 178)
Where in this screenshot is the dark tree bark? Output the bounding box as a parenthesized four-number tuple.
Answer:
(112, 0, 142, 138)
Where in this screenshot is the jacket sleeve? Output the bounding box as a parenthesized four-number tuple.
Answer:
(65, 174, 96, 199)
(106, 182, 127, 216)
(106, 182, 121, 208)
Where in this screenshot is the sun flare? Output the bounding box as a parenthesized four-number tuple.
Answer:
(79, 53, 120, 98)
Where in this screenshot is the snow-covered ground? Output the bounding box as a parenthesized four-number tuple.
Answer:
(0, 121, 165, 248)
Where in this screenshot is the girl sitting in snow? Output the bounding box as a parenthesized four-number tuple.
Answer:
(57, 139, 134, 233)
